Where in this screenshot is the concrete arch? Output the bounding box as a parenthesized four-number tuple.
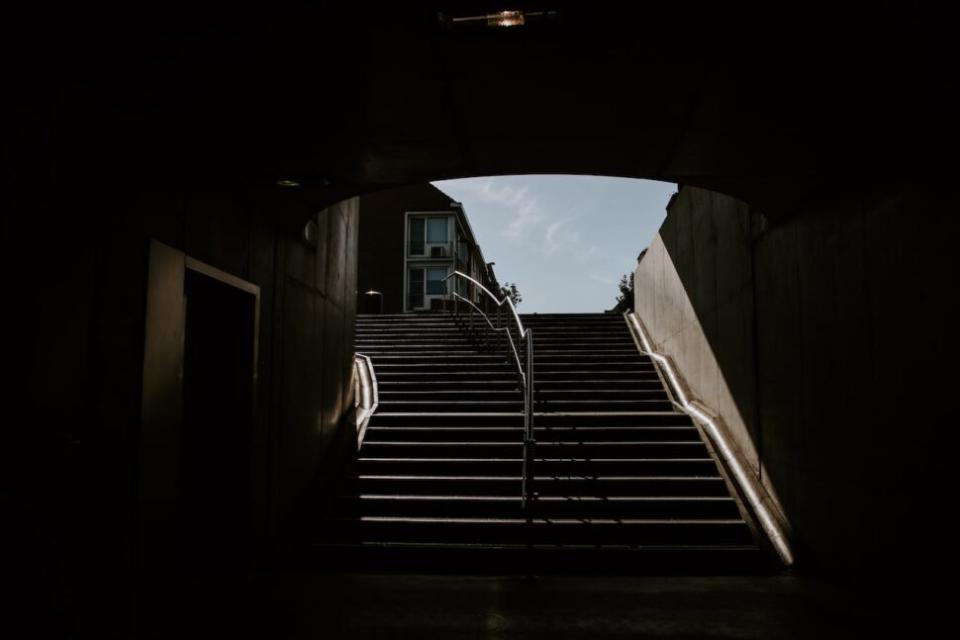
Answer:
(8, 3, 956, 219)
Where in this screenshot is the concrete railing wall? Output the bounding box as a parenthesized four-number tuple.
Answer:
(634, 189, 763, 476)
(634, 184, 953, 582)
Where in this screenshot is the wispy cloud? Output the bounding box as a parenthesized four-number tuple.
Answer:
(436, 177, 619, 265)
(441, 178, 546, 240)
(543, 219, 584, 256)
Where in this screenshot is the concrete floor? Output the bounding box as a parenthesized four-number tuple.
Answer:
(286, 574, 850, 639)
(150, 571, 927, 639)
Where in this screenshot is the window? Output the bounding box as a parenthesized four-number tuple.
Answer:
(427, 217, 448, 244)
(409, 215, 451, 255)
(426, 267, 448, 295)
(409, 218, 425, 255)
(408, 268, 424, 309)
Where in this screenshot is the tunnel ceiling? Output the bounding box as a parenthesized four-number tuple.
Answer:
(7, 1, 959, 219)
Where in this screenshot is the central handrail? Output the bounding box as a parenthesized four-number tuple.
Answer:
(444, 271, 536, 509)
(448, 292, 526, 383)
(444, 271, 527, 336)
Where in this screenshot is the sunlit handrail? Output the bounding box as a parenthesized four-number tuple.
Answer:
(353, 353, 379, 449)
(444, 271, 536, 509)
(448, 292, 525, 383)
(445, 270, 527, 338)
(624, 311, 794, 566)
(443, 271, 528, 382)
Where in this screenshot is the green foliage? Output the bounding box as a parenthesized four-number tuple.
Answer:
(500, 282, 522, 306)
(612, 272, 634, 312)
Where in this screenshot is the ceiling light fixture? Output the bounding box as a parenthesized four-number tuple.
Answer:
(488, 10, 525, 27)
(444, 9, 557, 30)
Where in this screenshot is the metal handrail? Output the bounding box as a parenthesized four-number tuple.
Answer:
(448, 292, 525, 381)
(353, 353, 379, 449)
(625, 312, 794, 566)
(444, 271, 536, 509)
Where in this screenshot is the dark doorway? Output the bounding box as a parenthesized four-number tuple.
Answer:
(178, 265, 258, 575)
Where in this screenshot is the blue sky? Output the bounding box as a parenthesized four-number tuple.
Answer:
(432, 175, 676, 313)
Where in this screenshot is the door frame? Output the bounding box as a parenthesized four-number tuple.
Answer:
(138, 240, 260, 585)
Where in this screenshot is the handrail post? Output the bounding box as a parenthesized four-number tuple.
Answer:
(522, 328, 535, 510)
(442, 271, 534, 508)
(496, 305, 502, 356)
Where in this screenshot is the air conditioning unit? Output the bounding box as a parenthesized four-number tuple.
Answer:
(430, 245, 447, 258)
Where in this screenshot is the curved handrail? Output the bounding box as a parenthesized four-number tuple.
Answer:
(444, 270, 536, 509)
(444, 270, 529, 386)
(444, 270, 527, 338)
(448, 291, 526, 384)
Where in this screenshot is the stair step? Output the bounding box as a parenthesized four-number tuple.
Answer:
(361, 351, 493, 358)
(535, 370, 658, 379)
(521, 315, 626, 322)
(356, 323, 463, 327)
(343, 495, 742, 519)
(372, 364, 662, 375)
(522, 327, 629, 332)
(357, 314, 457, 318)
(354, 475, 730, 496)
(361, 348, 643, 356)
(531, 362, 655, 370)
(356, 332, 632, 339)
(367, 355, 650, 365)
(356, 335, 464, 341)
(374, 371, 523, 379)
(375, 399, 675, 412)
(372, 364, 516, 372)
(368, 412, 693, 427)
(362, 425, 700, 442)
(355, 324, 461, 331)
(369, 354, 509, 362)
(374, 380, 664, 391)
(356, 458, 720, 476)
(373, 371, 663, 383)
(532, 353, 648, 360)
(324, 516, 753, 545)
(360, 441, 709, 458)
(377, 389, 669, 400)
(355, 342, 477, 349)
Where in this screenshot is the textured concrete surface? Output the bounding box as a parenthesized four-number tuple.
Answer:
(2, 186, 361, 637)
(148, 571, 935, 639)
(632, 184, 955, 584)
(634, 188, 761, 475)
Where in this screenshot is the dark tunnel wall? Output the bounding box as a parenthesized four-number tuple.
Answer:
(635, 184, 954, 592)
(1, 175, 358, 633)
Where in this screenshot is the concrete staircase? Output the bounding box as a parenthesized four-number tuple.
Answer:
(314, 312, 771, 573)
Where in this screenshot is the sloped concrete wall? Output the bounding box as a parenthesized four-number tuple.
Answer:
(634, 189, 762, 475)
(634, 184, 953, 584)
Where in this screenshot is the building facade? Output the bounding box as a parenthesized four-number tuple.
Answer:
(357, 183, 500, 314)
